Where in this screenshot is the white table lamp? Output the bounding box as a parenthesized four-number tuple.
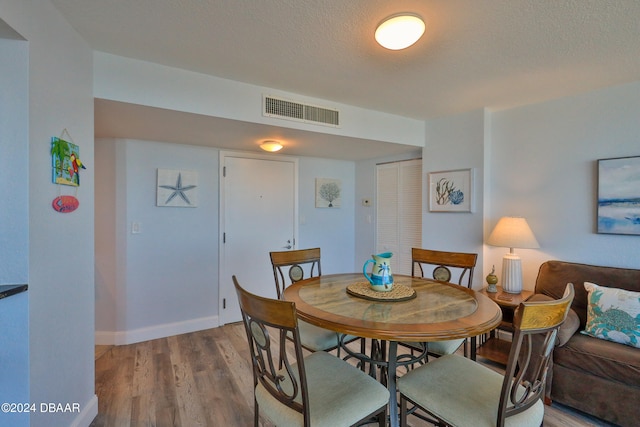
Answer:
(487, 216, 539, 294)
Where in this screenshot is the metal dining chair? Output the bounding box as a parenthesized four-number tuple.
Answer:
(398, 283, 575, 427)
(401, 248, 479, 360)
(270, 248, 364, 357)
(233, 276, 389, 427)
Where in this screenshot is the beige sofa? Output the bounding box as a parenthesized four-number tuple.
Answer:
(532, 260, 640, 426)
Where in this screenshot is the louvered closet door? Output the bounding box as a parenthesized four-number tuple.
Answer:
(376, 159, 422, 275)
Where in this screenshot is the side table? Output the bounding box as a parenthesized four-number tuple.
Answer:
(476, 286, 533, 365)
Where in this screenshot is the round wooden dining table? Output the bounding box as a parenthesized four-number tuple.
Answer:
(283, 273, 502, 427)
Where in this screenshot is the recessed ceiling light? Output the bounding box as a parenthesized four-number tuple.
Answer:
(375, 14, 425, 50)
(260, 140, 283, 152)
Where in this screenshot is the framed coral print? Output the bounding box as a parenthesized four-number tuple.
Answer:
(597, 156, 640, 235)
(315, 178, 341, 208)
(428, 168, 474, 212)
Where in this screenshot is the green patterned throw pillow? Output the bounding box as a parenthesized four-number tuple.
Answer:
(582, 282, 640, 348)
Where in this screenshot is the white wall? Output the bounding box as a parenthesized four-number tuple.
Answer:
(422, 109, 487, 288)
(94, 139, 117, 334)
(0, 32, 29, 427)
(422, 84, 640, 292)
(1, 1, 97, 426)
(95, 140, 359, 343)
(125, 140, 218, 337)
(298, 157, 355, 273)
(96, 139, 219, 344)
(0, 292, 29, 427)
(94, 52, 425, 147)
(488, 81, 640, 287)
(0, 31, 28, 282)
(91, 53, 433, 339)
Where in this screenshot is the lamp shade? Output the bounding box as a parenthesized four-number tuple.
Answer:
(487, 216, 539, 250)
(487, 216, 539, 294)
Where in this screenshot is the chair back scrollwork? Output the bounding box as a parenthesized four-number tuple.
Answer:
(234, 276, 310, 418)
(411, 248, 477, 288)
(270, 248, 321, 299)
(499, 283, 575, 425)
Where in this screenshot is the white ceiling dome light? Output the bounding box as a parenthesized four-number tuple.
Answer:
(260, 140, 283, 152)
(375, 14, 425, 50)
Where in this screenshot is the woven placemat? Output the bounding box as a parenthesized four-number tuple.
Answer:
(346, 281, 416, 302)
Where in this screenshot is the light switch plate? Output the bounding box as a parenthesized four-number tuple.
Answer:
(132, 222, 141, 234)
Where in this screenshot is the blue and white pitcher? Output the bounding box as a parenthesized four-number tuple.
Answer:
(363, 252, 394, 292)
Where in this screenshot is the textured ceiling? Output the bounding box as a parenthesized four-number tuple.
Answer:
(50, 0, 640, 158)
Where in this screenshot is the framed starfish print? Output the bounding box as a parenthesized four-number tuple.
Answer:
(157, 169, 198, 207)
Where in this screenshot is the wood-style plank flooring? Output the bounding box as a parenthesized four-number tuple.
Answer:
(91, 323, 613, 427)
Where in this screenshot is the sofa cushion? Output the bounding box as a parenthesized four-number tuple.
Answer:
(534, 261, 640, 328)
(582, 282, 640, 348)
(554, 332, 640, 387)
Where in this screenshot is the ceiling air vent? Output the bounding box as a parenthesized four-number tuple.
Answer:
(263, 95, 339, 127)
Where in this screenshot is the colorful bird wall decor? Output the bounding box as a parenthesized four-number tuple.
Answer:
(51, 130, 86, 213)
(51, 136, 86, 187)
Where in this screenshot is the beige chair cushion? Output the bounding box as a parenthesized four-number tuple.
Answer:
(428, 338, 464, 356)
(400, 338, 464, 358)
(296, 320, 341, 351)
(398, 354, 544, 427)
(255, 351, 389, 427)
(289, 320, 359, 352)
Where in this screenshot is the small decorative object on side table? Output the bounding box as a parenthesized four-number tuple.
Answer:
(476, 286, 533, 365)
(485, 265, 498, 293)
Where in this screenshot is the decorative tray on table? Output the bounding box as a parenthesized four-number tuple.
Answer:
(346, 281, 416, 302)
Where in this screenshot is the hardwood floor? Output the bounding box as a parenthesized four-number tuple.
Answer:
(91, 323, 613, 427)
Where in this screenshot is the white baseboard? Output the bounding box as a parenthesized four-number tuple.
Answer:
(70, 394, 98, 427)
(496, 329, 512, 341)
(95, 315, 219, 345)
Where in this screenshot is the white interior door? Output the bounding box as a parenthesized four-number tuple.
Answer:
(219, 152, 298, 324)
(376, 159, 422, 275)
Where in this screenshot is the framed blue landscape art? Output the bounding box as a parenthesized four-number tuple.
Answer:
(597, 155, 640, 235)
